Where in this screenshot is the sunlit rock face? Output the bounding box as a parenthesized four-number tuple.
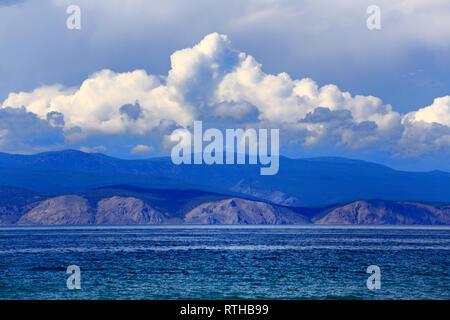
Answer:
(95, 196, 165, 224)
(17, 195, 92, 225)
(315, 200, 450, 225)
(184, 198, 310, 224)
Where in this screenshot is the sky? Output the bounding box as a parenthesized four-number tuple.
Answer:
(0, 0, 449, 171)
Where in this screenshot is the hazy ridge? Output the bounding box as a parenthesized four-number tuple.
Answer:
(1, 185, 449, 225)
(0, 150, 449, 225)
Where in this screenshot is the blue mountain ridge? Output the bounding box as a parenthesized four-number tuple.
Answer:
(0, 149, 449, 206)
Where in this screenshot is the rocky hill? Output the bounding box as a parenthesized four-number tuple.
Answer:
(0, 185, 313, 225)
(18, 195, 93, 225)
(0, 185, 448, 225)
(314, 200, 450, 225)
(184, 198, 310, 224)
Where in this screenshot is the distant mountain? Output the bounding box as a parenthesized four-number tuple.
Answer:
(314, 199, 450, 225)
(1, 185, 312, 225)
(0, 186, 46, 224)
(0, 185, 448, 225)
(184, 198, 310, 224)
(0, 150, 215, 193)
(0, 150, 449, 206)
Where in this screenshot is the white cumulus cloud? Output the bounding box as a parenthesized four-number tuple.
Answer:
(406, 96, 450, 127)
(1, 32, 449, 156)
(130, 144, 154, 155)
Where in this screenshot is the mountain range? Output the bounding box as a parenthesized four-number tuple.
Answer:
(0, 150, 449, 225)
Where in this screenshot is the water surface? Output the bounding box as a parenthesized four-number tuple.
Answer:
(0, 225, 448, 299)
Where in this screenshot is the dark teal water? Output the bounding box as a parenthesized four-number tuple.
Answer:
(0, 225, 448, 300)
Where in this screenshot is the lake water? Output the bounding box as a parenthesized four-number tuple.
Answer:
(0, 225, 449, 299)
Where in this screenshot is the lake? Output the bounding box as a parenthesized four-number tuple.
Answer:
(0, 225, 449, 299)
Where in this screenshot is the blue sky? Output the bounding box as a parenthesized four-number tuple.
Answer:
(0, 0, 449, 171)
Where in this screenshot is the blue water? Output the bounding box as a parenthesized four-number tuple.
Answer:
(0, 225, 449, 299)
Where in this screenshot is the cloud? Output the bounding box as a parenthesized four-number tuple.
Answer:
(0, 106, 64, 153)
(1, 32, 449, 158)
(0, 0, 25, 6)
(79, 145, 107, 153)
(395, 96, 450, 155)
(212, 101, 260, 122)
(46, 111, 65, 127)
(130, 144, 154, 155)
(49, 0, 450, 52)
(406, 96, 450, 127)
(296, 107, 380, 149)
(2, 0, 449, 112)
(120, 101, 144, 121)
(2, 69, 192, 140)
